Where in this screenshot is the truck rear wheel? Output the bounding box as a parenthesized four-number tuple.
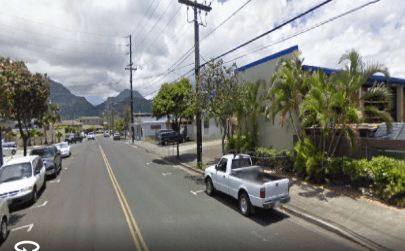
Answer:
(239, 193, 251, 216)
(206, 178, 215, 196)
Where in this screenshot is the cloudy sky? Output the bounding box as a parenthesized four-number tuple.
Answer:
(0, 0, 403, 103)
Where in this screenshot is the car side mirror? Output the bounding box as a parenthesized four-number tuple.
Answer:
(35, 169, 40, 175)
(215, 164, 218, 170)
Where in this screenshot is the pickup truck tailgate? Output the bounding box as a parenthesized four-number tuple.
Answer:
(264, 178, 289, 201)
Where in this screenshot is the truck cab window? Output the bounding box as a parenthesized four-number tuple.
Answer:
(217, 158, 227, 172)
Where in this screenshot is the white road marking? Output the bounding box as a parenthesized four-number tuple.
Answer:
(31, 201, 48, 209)
(250, 231, 268, 241)
(147, 162, 151, 165)
(64, 167, 68, 170)
(191, 190, 204, 195)
(162, 172, 172, 177)
(50, 179, 60, 183)
(11, 223, 34, 232)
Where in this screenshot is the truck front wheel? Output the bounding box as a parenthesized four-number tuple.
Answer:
(239, 193, 251, 216)
(205, 178, 215, 196)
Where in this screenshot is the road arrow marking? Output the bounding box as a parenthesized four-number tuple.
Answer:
(162, 172, 172, 177)
(11, 223, 34, 232)
(32, 201, 47, 209)
(191, 190, 204, 195)
(50, 179, 60, 183)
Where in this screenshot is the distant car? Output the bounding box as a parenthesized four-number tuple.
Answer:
(1, 143, 17, 156)
(88, 132, 95, 140)
(104, 131, 110, 137)
(113, 133, 121, 141)
(0, 198, 9, 241)
(55, 142, 71, 157)
(0, 155, 46, 206)
(30, 146, 62, 178)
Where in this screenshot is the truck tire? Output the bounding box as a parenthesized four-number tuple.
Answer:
(205, 177, 215, 196)
(239, 193, 251, 217)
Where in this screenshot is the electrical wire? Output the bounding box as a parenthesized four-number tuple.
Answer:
(200, 0, 334, 68)
(133, 0, 163, 44)
(0, 11, 124, 38)
(131, 0, 157, 35)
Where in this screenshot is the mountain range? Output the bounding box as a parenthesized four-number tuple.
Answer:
(49, 80, 152, 120)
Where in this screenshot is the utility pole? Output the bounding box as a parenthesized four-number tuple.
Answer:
(178, 0, 211, 164)
(125, 35, 141, 144)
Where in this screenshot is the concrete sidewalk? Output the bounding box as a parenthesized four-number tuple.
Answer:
(129, 139, 405, 251)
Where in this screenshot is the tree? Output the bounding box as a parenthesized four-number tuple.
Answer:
(115, 120, 125, 135)
(36, 111, 50, 145)
(123, 104, 131, 140)
(6, 130, 17, 142)
(55, 131, 63, 143)
(0, 57, 50, 156)
(152, 78, 194, 132)
(36, 131, 44, 145)
(29, 129, 38, 146)
(195, 59, 240, 155)
(264, 50, 308, 142)
(49, 103, 61, 144)
(244, 80, 265, 145)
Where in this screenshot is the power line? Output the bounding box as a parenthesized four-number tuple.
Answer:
(133, 0, 163, 44)
(0, 21, 126, 46)
(200, 0, 334, 68)
(136, 0, 175, 50)
(200, 0, 253, 43)
(141, 5, 182, 55)
(223, 0, 382, 67)
(131, 0, 157, 35)
(0, 11, 124, 38)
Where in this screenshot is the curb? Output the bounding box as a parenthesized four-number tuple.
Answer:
(127, 140, 205, 175)
(279, 204, 392, 251)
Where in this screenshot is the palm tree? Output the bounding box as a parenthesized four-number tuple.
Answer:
(37, 112, 50, 145)
(244, 80, 265, 146)
(29, 129, 38, 146)
(36, 131, 44, 145)
(49, 104, 61, 144)
(55, 131, 63, 143)
(6, 130, 17, 142)
(264, 50, 309, 142)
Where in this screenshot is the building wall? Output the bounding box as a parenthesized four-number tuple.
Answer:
(188, 118, 222, 141)
(238, 48, 298, 151)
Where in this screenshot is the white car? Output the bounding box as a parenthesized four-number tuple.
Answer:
(1, 142, 17, 156)
(0, 198, 9, 241)
(88, 132, 95, 140)
(0, 156, 46, 206)
(55, 142, 71, 157)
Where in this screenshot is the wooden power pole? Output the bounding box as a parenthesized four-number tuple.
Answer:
(178, 0, 212, 164)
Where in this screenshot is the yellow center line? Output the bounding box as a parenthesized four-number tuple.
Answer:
(99, 145, 149, 251)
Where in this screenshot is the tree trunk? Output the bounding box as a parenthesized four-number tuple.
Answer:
(221, 119, 227, 155)
(51, 124, 54, 144)
(331, 132, 343, 157)
(327, 130, 337, 157)
(44, 127, 48, 145)
(289, 112, 301, 142)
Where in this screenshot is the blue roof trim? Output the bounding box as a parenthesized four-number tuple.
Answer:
(237, 45, 299, 72)
(302, 65, 405, 87)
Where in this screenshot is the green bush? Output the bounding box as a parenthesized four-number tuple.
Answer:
(226, 133, 254, 153)
(294, 138, 323, 180)
(254, 147, 292, 159)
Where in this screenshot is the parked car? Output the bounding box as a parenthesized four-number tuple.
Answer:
(104, 131, 110, 137)
(155, 129, 173, 139)
(113, 133, 121, 140)
(65, 134, 83, 144)
(1, 143, 17, 156)
(88, 132, 95, 140)
(204, 154, 290, 216)
(0, 198, 9, 241)
(0, 155, 46, 206)
(30, 146, 62, 178)
(157, 131, 183, 145)
(55, 142, 71, 157)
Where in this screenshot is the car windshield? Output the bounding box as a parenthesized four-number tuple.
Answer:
(0, 162, 32, 182)
(231, 158, 252, 169)
(31, 148, 54, 158)
(59, 143, 69, 149)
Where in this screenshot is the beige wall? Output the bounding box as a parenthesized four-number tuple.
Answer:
(238, 50, 298, 151)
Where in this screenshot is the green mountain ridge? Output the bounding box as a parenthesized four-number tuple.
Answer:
(49, 81, 151, 120)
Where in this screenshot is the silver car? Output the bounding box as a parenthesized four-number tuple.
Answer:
(55, 142, 71, 157)
(0, 198, 9, 241)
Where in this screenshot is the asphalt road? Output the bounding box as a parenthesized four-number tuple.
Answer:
(0, 136, 366, 251)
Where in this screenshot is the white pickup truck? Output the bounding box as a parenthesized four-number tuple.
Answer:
(204, 154, 291, 216)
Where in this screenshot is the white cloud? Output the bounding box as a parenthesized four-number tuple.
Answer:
(0, 0, 403, 99)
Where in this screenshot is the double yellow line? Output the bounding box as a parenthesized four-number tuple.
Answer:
(99, 145, 149, 251)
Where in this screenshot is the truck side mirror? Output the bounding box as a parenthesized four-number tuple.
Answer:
(215, 164, 218, 170)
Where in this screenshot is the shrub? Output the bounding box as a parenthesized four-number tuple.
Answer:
(226, 133, 254, 153)
(294, 138, 323, 180)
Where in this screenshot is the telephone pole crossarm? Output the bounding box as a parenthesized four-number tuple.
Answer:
(178, 0, 212, 11)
